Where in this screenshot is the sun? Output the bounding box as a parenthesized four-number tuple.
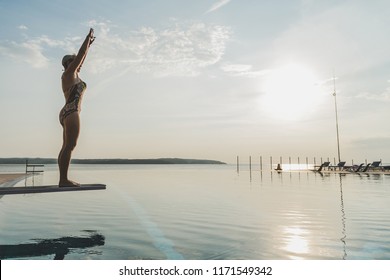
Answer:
(260, 63, 324, 121)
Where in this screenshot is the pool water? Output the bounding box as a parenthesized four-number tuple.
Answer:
(1, 164, 389, 260)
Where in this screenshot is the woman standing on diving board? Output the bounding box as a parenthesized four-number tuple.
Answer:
(58, 28, 95, 187)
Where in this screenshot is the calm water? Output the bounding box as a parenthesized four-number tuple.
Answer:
(1, 164, 389, 260)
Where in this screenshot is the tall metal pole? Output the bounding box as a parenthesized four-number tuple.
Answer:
(333, 73, 341, 163)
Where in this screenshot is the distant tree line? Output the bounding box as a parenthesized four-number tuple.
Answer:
(0, 158, 226, 165)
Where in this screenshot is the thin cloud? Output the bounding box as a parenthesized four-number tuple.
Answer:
(355, 92, 390, 102)
(0, 40, 49, 68)
(221, 63, 269, 78)
(351, 137, 390, 150)
(87, 20, 231, 76)
(0, 20, 231, 76)
(353, 79, 390, 102)
(205, 0, 231, 14)
(18, 25, 28, 30)
(0, 32, 82, 68)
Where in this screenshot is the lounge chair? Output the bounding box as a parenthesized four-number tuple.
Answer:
(354, 163, 364, 172)
(330, 161, 346, 171)
(363, 161, 382, 172)
(316, 161, 330, 172)
(361, 163, 371, 172)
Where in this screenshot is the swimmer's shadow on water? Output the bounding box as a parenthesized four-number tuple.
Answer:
(0, 230, 105, 260)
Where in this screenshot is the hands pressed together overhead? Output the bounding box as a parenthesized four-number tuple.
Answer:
(88, 28, 96, 46)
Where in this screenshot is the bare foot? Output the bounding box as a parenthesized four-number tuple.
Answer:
(59, 180, 81, 187)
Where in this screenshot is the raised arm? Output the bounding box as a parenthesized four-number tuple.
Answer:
(66, 28, 95, 74)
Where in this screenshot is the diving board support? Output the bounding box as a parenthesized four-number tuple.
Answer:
(0, 184, 106, 195)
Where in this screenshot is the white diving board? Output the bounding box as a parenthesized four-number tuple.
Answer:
(0, 184, 106, 195)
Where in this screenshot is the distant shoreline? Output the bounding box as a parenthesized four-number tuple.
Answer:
(0, 158, 226, 165)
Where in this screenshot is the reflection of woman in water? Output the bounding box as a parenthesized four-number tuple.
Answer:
(58, 28, 95, 187)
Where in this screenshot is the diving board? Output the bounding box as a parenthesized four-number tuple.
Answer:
(0, 184, 106, 195)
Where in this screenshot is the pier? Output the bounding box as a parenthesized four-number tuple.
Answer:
(236, 156, 389, 174)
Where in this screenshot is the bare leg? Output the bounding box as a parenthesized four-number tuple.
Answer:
(58, 112, 80, 187)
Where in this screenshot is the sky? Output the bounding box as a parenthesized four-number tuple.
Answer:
(1, 0, 390, 164)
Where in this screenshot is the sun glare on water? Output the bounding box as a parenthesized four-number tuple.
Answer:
(260, 64, 324, 121)
(283, 226, 310, 259)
